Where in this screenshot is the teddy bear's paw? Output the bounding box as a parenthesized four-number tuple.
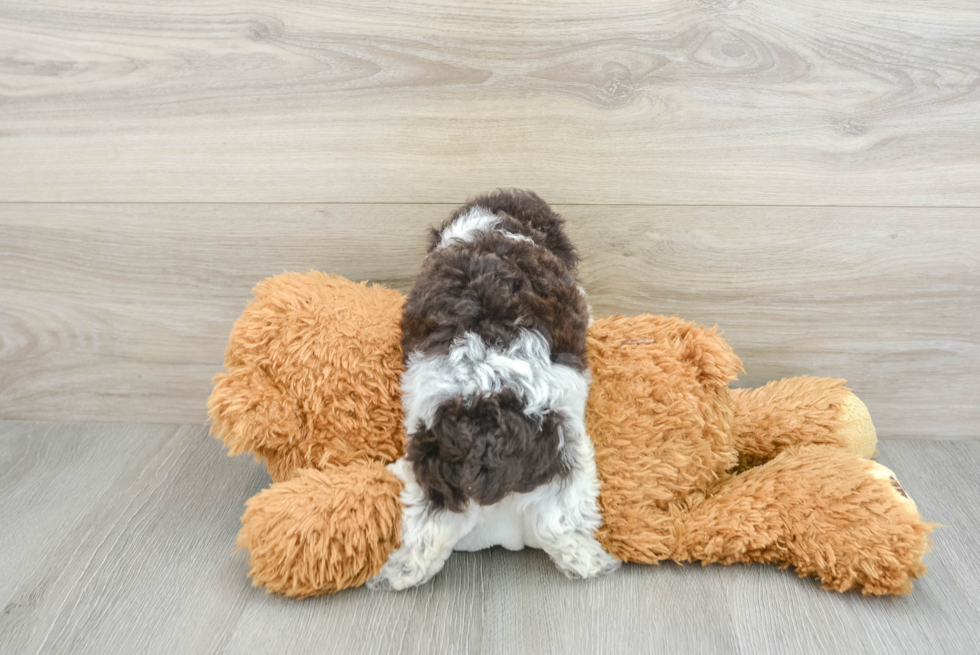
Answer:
(868, 462, 918, 514)
(551, 540, 622, 579)
(838, 392, 878, 459)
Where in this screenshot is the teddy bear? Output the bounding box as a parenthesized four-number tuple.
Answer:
(208, 271, 932, 598)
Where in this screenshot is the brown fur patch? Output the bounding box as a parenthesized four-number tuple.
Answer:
(402, 192, 588, 367)
(408, 390, 571, 511)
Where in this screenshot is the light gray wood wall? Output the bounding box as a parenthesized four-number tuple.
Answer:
(2, 204, 977, 437)
(1, 0, 978, 205)
(1, 1, 978, 437)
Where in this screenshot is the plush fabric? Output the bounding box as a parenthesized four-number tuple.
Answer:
(209, 273, 406, 482)
(672, 446, 931, 595)
(209, 272, 932, 597)
(237, 462, 403, 598)
(586, 314, 741, 563)
(729, 376, 877, 469)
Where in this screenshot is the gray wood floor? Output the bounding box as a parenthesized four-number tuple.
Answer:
(1, 420, 978, 655)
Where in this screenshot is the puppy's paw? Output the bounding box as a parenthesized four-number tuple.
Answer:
(368, 548, 445, 591)
(551, 538, 622, 579)
(365, 575, 392, 591)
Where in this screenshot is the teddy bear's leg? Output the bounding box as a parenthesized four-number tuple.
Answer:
(236, 461, 403, 597)
(671, 444, 932, 595)
(730, 377, 877, 469)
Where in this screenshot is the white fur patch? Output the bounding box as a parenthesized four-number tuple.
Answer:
(578, 284, 593, 327)
(435, 205, 535, 250)
(367, 457, 481, 590)
(402, 329, 584, 432)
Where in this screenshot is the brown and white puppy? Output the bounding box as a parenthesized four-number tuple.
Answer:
(370, 190, 619, 590)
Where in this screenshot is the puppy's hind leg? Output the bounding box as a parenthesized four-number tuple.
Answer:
(368, 457, 479, 591)
(525, 440, 621, 579)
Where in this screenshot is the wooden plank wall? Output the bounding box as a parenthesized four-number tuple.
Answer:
(1, 1, 978, 437)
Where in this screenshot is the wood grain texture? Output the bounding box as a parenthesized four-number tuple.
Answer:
(0, 421, 175, 602)
(1, 421, 979, 654)
(0, 421, 270, 655)
(1, 0, 979, 204)
(2, 203, 978, 437)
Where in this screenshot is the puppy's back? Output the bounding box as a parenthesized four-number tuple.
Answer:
(401, 190, 590, 512)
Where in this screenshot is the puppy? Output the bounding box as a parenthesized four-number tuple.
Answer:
(371, 189, 619, 590)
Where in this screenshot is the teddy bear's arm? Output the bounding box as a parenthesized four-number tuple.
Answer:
(670, 444, 931, 595)
(730, 376, 877, 470)
(237, 461, 403, 597)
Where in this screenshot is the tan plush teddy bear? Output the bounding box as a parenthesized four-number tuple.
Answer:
(208, 272, 931, 598)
